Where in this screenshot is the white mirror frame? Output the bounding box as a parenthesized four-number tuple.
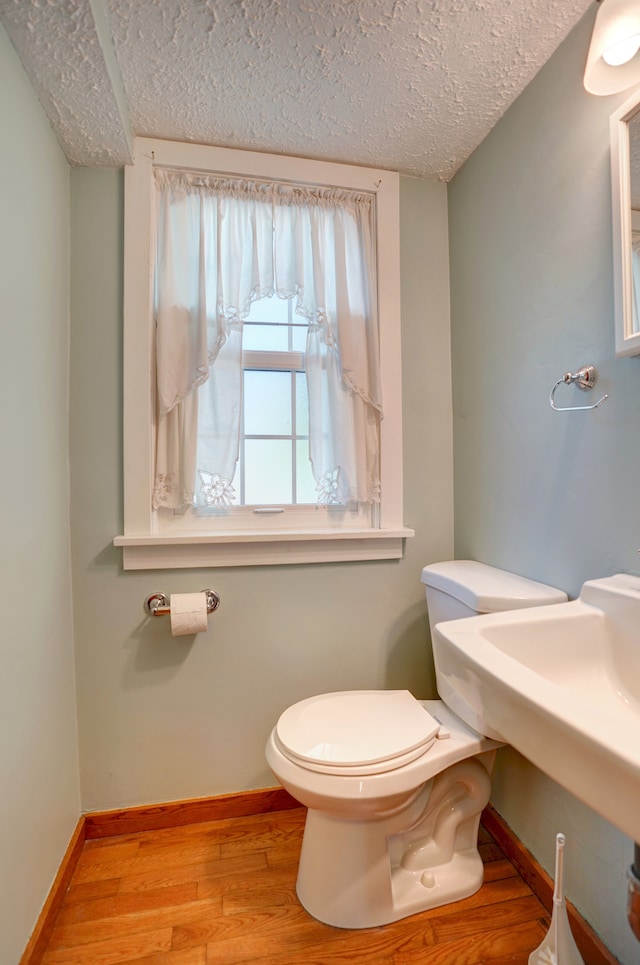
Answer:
(610, 87, 640, 357)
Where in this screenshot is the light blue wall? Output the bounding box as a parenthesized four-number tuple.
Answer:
(0, 26, 80, 965)
(69, 169, 454, 811)
(449, 8, 640, 961)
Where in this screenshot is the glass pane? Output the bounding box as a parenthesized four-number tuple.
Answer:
(245, 440, 292, 504)
(243, 322, 289, 352)
(245, 294, 290, 324)
(244, 371, 292, 435)
(295, 372, 309, 434)
(296, 440, 317, 504)
(291, 323, 307, 352)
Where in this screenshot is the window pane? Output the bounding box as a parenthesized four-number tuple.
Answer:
(245, 440, 292, 504)
(244, 370, 292, 435)
(243, 322, 289, 352)
(245, 294, 290, 324)
(295, 372, 309, 434)
(291, 323, 307, 352)
(296, 440, 317, 504)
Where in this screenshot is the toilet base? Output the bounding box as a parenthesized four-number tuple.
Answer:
(296, 756, 492, 929)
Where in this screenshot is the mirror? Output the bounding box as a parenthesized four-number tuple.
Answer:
(610, 89, 640, 356)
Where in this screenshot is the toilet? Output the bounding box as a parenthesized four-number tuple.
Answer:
(265, 560, 567, 929)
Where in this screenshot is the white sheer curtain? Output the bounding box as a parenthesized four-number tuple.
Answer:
(152, 169, 382, 512)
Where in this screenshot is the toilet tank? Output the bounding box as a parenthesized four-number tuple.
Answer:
(420, 560, 567, 631)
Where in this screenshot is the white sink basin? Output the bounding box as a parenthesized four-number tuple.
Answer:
(433, 573, 640, 842)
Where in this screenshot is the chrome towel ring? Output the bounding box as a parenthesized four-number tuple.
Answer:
(549, 365, 608, 412)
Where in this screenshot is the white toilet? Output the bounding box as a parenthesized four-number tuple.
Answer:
(265, 560, 567, 929)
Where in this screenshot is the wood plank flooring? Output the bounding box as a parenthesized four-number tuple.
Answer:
(41, 807, 552, 965)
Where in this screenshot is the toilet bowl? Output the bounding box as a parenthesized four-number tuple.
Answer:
(266, 695, 500, 928)
(266, 561, 567, 929)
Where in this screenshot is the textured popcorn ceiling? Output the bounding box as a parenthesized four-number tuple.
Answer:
(0, 0, 594, 178)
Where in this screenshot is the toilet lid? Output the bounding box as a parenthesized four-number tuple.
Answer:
(275, 690, 439, 772)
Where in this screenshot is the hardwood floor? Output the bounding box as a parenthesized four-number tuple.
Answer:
(38, 807, 555, 965)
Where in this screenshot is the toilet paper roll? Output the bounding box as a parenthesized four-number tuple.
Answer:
(170, 592, 208, 636)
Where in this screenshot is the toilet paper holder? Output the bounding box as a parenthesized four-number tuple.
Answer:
(145, 590, 221, 617)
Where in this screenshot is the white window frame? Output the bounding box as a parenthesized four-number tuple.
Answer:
(114, 137, 413, 568)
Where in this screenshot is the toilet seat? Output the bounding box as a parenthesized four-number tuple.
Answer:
(275, 690, 440, 776)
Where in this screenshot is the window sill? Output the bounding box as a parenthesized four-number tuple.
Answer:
(114, 528, 415, 569)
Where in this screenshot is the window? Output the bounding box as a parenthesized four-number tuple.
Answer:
(225, 297, 315, 507)
(115, 138, 412, 568)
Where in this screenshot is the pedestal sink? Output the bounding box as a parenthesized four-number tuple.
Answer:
(432, 572, 640, 842)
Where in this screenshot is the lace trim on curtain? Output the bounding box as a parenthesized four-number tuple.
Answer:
(316, 467, 382, 506)
(315, 468, 380, 506)
(340, 371, 383, 414)
(198, 470, 236, 507)
(178, 329, 227, 418)
(175, 289, 379, 417)
(316, 468, 341, 505)
(179, 465, 381, 509)
(153, 473, 195, 509)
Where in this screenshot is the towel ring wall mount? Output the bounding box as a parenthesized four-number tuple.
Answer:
(549, 365, 608, 412)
